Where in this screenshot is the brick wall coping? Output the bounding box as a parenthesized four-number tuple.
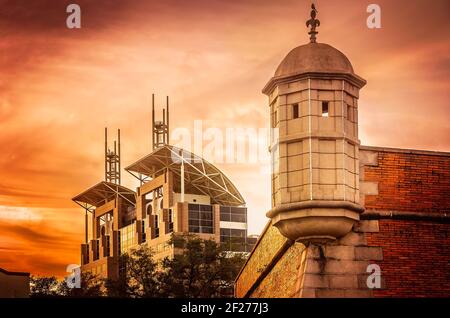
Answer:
(362, 210, 449, 222)
(234, 220, 272, 291)
(360, 145, 450, 157)
(239, 240, 294, 298)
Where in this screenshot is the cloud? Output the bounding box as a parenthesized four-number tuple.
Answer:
(0, 0, 449, 276)
(0, 206, 42, 221)
(0, 207, 82, 277)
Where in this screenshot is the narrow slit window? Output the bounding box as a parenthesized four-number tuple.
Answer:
(292, 104, 299, 119)
(322, 101, 329, 117)
(347, 105, 352, 121)
(272, 110, 277, 128)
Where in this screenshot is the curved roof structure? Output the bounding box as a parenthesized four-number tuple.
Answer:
(72, 181, 136, 208)
(125, 145, 245, 207)
(263, 42, 366, 94)
(275, 43, 355, 77)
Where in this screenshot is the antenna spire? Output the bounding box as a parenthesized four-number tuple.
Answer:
(104, 127, 121, 184)
(151, 93, 170, 150)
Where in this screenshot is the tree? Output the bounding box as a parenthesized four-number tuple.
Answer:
(30, 276, 59, 297)
(104, 268, 130, 298)
(33, 235, 246, 298)
(111, 245, 160, 297)
(158, 235, 246, 298)
(58, 272, 104, 297)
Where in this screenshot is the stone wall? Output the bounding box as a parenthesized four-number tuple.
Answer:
(235, 222, 292, 297)
(294, 221, 382, 298)
(251, 243, 305, 298)
(235, 220, 381, 298)
(235, 146, 450, 298)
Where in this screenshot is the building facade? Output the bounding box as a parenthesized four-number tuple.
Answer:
(73, 143, 256, 280)
(234, 5, 450, 298)
(0, 267, 30, 298)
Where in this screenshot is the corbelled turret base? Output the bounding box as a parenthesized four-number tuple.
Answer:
(267, 201, 364, 242)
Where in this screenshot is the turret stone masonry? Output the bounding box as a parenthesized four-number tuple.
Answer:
(265, 43, 366, 243)
(235, 4, 450, 298)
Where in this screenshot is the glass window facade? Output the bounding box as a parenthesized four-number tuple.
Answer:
(168, 209, 174, 233)
(220, 206, 247, 223)
(93, 240, 99, 261)
(91, 264, 107, 277)
(142, 220, 146, 243)
(188, 204, 213, 234)
(119, 222, 136, 254)
(154, 214, 159, 238)
(220, 228, 248, 252)
(105, 235, 110, 257)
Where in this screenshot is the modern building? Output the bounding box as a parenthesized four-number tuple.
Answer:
(73, 96, 257, 280)
(235, 4, 450, 298)
(0, 267, 30, 298)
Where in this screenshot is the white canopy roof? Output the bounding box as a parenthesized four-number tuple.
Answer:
(125, 145, 245, 207)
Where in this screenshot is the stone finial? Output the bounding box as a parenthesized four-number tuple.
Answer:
(306, 4, 320, 43)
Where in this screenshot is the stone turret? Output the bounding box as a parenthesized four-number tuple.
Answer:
(264, 4, 366, 242)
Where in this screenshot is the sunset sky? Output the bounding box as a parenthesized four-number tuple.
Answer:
(0, 0, 449, 277)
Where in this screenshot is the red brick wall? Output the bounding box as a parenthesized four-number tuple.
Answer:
(364, 150, 450, 214)
(366, 219, 450, 297)
(237, 148, 450, 298)
(363, 149, 450, 297)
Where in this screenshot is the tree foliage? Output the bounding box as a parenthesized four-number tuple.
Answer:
(158, 235, 246, 298)
(30, 276, 59, 297)
(31, 235, 246, 298)
(105, 245, 160, 297)
(58, 272, 104, 297)
(31, 272, 103, 297)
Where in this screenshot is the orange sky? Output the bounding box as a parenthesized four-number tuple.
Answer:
(0, 0, 449, 277)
